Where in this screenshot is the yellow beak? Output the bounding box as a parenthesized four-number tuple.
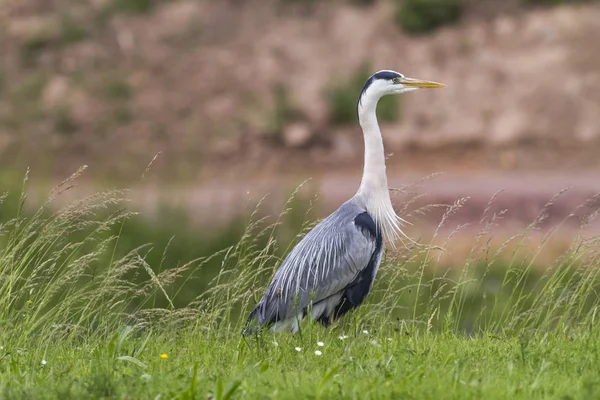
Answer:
(400, 77, 446, 89)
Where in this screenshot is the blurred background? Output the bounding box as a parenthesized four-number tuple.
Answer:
(2, 0, 600, 280)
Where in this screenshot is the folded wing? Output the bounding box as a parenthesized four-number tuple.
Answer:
(247, 200, 382, 331)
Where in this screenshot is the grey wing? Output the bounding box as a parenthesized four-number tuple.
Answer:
(253, 201, 380, 325)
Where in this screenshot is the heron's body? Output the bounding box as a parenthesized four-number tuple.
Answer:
(248, 196, 383, 332)
(245, 70, 444, 333)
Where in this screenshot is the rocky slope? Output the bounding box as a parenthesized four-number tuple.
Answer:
(1, 0, 599, 180)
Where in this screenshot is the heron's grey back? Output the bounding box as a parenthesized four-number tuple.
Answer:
(255, 197, 380, 325)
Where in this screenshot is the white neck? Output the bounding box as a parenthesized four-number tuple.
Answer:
(355, 92, 406, 245)
(357, 95, 388, 196)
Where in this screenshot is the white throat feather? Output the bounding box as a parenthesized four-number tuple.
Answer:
(355, 84, 408, 248)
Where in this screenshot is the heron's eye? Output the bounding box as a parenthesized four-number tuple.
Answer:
(392, 77, 402, 84)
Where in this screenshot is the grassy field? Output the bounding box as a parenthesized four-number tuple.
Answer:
(1, 172, 600, 399)
(4, 325, 600, 399)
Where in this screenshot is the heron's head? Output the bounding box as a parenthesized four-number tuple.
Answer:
(359, 70, 445, 105)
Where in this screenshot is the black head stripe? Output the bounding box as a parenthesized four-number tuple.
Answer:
(372, 71, 403, 81)
(357, 70, 403, 108)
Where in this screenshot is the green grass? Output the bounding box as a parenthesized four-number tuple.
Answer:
(2, 329, 600, 399)
(20, 36, 54, 66)
(1, 172, 600, 398)
(108, 0, 166, 14)
(263, 84, 306, 144)
(8, 74, 47, 127)
(59, 16, 91, 45)
(349, 0, 377, 5)
(12, 74, 47, 104)
(102, 77, 132, 101)
(17, 15, 90, 66)
(52, 107, 78, 135)
(395, 0, 463, 35)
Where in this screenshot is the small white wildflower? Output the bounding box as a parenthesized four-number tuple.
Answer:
(41, 360, 47, 365)
(0, 346, 3, 350)
(338, 335, 348, 340)
(295, 347, 302, 352)
(349, 356, 354, 361)
(314, 350, 322, 356)
(317, 341, 324, 347)
(140, 373, 152, 382)
(387, 338, 392, 341)
(272, 341, 279, 347)
(362, 330, 369, 335)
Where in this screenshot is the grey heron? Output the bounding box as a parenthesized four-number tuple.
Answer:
(245, 70, 445, 334)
